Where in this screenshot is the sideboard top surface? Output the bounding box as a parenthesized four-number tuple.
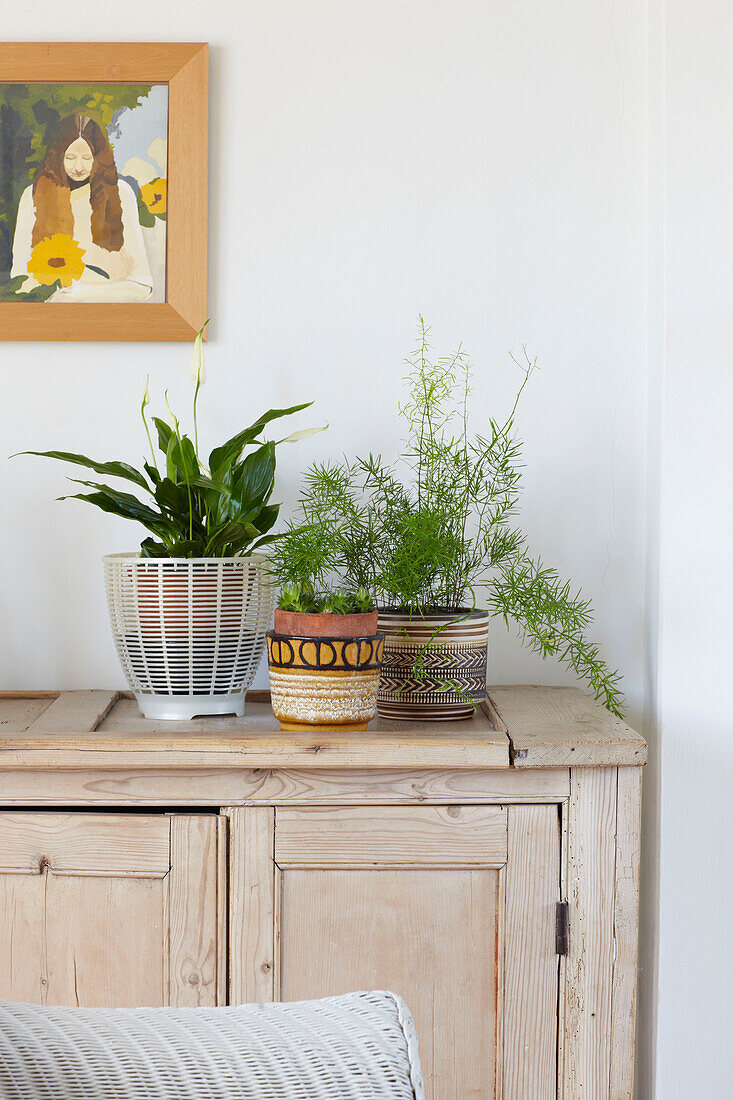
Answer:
(0, 686, 646, 770)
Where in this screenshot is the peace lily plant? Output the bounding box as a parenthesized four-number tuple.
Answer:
(21, 321, 325, 720)
(23, 321, 324, 557)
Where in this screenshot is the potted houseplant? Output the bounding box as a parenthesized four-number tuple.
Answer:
(265, 579, 384, 732)
(21, 322, 323, 720)
(270, 318, 623, 721)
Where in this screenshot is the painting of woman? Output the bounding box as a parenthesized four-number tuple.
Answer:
(10, 114, 154, 302)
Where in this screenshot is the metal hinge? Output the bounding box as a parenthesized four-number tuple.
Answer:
(556, 901, 569, 956)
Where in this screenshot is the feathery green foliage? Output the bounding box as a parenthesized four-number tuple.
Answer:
(268, 318, 624, 715)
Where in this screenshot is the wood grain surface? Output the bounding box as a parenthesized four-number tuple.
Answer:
(0, 810, 220, 1007)
(274, 804, 508, 867)
(561, 767, 618, 1096)
(503, 804, 561, 1099)
(487, 685, 646, 766)
(0, 764, 569, 807)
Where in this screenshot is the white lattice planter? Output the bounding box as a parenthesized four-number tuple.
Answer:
(103, 554, 274, 720)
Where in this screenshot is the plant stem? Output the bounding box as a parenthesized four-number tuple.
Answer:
(193, 379, 201, 460)
(141, 397, 159, 474)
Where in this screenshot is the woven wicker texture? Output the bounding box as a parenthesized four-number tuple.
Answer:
(103, 554, 273, 718)
(0, 991, 425, 1100)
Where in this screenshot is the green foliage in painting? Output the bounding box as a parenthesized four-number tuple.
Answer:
(136, 189, 156, 229)
(0, 82, 152, 279)
(0, 274, 58, 301)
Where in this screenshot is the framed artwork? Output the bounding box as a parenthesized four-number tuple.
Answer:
(0, 43, 207, 341)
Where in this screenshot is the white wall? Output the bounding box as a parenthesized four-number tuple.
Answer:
(10, 2, 730, 1096)
(654, 1, 733, 1095)
(0, 1, 649, 717)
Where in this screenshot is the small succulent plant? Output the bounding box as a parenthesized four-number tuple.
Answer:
(278, 583, 322, 614)
(278, 582, 374, 615)
(351, 587, 374, 613)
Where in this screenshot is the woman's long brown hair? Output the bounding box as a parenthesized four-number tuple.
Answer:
(31, 115, 124, 251)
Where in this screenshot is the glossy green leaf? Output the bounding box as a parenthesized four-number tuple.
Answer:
(249, 532, 283, 552)
(140, 537, 170, 558)
(250, 502, 280, 536)
(170, 435, 199, 480)
(61, 487, 172, 539)
(153, 417, 173, 457)
(204, 520, 260, 556)
(165, 434, 178, 482)
(144, 461, 161, 486)
(154, 477, 191, 518)
(208, 403, 311, 480)
(23, 379, 316, 560)
(20, 450, 149, 491)
(64, 479, 167, 521)
(230, 442, 276, 519)
(166, 539, 206, 558)
(189, 474, 229, 496)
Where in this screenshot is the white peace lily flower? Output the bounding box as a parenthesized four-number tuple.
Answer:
(280, 424, 328, 443)
(189, 319, 210, 389)
(141, 375, 150, 410)
(164, 391, 178, 431)
(190, 333, 206, 388)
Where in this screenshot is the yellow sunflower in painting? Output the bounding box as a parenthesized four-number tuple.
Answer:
(27, 235, 86, 288)
(140, 178, 167, 216)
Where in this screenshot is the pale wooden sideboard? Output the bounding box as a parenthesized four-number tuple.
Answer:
(0, 685, 645, 1099)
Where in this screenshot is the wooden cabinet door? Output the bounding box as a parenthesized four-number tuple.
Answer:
(228, 803, 560, 1100)
(0, 813, 224, 1007)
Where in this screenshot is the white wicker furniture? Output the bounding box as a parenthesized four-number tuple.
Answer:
(103, 554, 274, 720)
(0, 991, 425, 1100)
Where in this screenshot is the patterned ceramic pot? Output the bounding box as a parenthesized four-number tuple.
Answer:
(377, 608, 490, 721)
(267, 631, 384, 731)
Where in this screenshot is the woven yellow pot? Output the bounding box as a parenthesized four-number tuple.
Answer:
(267, 632, 384, 732)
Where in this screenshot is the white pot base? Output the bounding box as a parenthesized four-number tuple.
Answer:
(135, 693, 246, 721)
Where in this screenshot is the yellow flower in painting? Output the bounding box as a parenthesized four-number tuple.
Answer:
(140, 178, 167, 216)
(27, 235, 86, 288)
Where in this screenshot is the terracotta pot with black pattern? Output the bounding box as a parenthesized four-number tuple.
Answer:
(267, 610, 383, 731)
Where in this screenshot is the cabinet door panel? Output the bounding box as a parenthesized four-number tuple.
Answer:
(280, 868, 499, 1096)
(275, 805, 508, 866)
(45, 875, 166, 1007)
(0, 813, 223, 1008)
(0, 812, 170, 875)
(228, 803, 560, 1100)
(0, 875, 44, 1002)
(504, 804, 562, 1100)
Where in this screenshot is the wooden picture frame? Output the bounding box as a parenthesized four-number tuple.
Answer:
(0, 43, 208, 341)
